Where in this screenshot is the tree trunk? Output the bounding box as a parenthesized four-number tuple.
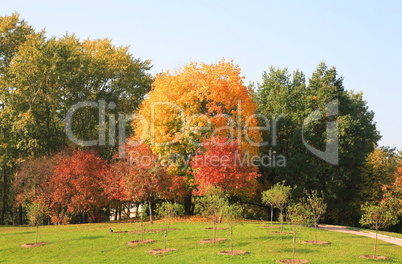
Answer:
(314, 220, 317, 243)
(230, 226, 233, 252)
(292, 231, 296, 263)
(184, 193, 194, 215)
(1, 166, 7, 225)
(35, 225, 39, 244)
(270, 205, 274, 227)
(19, 204, 23, 225)
(148, 200, 153, 224)
(373, 229, 378, 259)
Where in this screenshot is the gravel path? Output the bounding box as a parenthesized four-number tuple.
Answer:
(317, 224, 402, 247)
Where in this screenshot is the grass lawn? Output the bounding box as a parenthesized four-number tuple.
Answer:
(1, 220, 401, 263)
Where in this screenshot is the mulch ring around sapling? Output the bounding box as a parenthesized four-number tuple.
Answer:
(204, 227, 229, 230)
(359, 255, 390, 260)
(21, 242, 47, 248)
(217, 250, 248, 255)
(261, 226, 279, 229)
(199, 238, 227, 244)
(277, 259, 310, 263)
(147, 248, 178, 255)
(127, 239, 155, 246)
(301, 240, 331, 245)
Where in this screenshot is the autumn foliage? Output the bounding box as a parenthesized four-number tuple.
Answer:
(135, 60, 261, 177)
(45, 150, 109, 224)
(191, 137, 260, 197)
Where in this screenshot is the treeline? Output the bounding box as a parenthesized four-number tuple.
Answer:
(0, 14, 401, 230)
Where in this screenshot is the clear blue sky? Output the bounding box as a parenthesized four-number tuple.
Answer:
(3, 0, 402, 149)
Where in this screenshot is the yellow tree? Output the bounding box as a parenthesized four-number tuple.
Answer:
(133, 60, 261, 211)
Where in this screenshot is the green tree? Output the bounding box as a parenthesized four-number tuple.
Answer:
(359, 203, 399, 259)
(0, 13, 153, 225)
(261, 182, 292, 231)
(196, 187, 229, 242)
(157, 202, 183, 250)
(303, 189, 327, 242)
(26, 201, 48, 244)
(256, 63, 380, 225)
(223, 203, 244, 252)
(286, 202, 313, 263)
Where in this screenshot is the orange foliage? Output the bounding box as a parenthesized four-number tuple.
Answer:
(134, 59, 261, 178)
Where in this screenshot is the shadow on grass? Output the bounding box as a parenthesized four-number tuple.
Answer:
(234, 241, 251, 247)
(79, 235, 105, 240)
(14, 231, 35, 235)
(279, 248, 317, 254)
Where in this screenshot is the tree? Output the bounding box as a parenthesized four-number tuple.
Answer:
(195, 187, 229, 242)
(123, 144, 171, 224)
(359, 203, 399, 259)
(382, 165, 402, 215)
(360, 147, 399, 204)
(0, 13, 153, 225)
(286, 203, 313, 263)
(261, 182, 292, 231)
(191, 137, 260, 197)
(303, 189, 327, 242)
(134, 60, 261, 213)
(26, 201, 48, 244)
(223, 203, 244, 252)
(256, 63, 380, 225)
(0, 13, 39, 225)
(157, 202, 183, 250)
(46, 150, 109, 224)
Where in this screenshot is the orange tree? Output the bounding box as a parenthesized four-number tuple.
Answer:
(133, 60, 261, 212)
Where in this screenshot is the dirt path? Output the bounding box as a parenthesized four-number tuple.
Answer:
(317, 224, 402, 247)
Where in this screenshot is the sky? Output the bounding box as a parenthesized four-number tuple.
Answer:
(3, 0, 402, 149)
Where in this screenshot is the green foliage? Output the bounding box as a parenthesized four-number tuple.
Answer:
(359, 203, 398, 231)
(256, 63, 380, 225)
(195, 187, 229, 240)
(359, 203, 399, 258)
(26, 201, 47, 227)
(26, 201, 48, 243)
(223, 203, 244, 252)
(302, 189, 327, 242)
(287, 202, 314, 262)
(195, 187, 229, 222)
(261, 182, 293, 229)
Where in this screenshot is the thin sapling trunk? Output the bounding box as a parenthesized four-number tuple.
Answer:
(292, 231, 296, 263)
(373, 228, 378, 259)
(148, 200, 153, 224)
(35, 225, 39, 244)
(270, 205, 273, 227)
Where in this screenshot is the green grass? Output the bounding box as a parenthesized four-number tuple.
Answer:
(1, 220, 401, 263)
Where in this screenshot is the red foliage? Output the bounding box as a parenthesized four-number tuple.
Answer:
(46, 150, 109, 223)
(124, 144, 171, 202)
(190, 137, 260, 196)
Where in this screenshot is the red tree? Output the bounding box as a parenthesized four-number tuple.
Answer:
(46, 150, 109, 224)
(190, 137, 260, 197)
(123, 144, 172, 224)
